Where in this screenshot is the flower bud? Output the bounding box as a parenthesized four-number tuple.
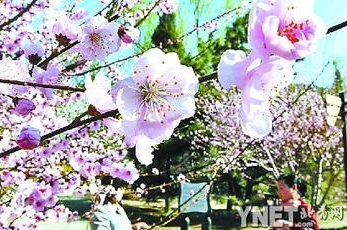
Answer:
(118, 25, 140, 44)
(22, 40, 44, 65)
(16, 126, 41, 150)
(14, 98, 36, 116)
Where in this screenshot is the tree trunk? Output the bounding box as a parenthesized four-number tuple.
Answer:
(226, 179, 233, 211)
(165, 154, 171, 212)
(311, 158, 323, 208)
(245, 179, 253, 199)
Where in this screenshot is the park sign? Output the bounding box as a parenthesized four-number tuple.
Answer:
(179, 182, 210, 213)
(326, 94, 342, 126)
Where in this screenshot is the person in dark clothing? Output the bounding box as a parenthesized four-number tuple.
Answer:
(274, 174, 320, 230)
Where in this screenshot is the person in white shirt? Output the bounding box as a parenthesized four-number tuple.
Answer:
(91, 187, 149, 230)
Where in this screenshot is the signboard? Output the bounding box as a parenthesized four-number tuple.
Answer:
(326, 94, 342, 126)
(179, 182, 210, 213)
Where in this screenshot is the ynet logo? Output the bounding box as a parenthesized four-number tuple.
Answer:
(237, 206, 314, 228)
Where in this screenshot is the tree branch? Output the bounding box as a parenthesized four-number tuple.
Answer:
(0, 109, 118, 158)
(0, 0, 38, 31)
(38, 41, 80, 70)
(135, 0, 161, 28)
(199, 72, 216, 83)
(68, 52, 143, 76)
(0, 79, 85, 92)
(327, 20, 347, 34)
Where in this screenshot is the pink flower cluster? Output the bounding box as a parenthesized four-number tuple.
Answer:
(217, 0, 326, 138)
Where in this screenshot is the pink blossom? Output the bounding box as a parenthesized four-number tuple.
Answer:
(135, 134, 155, 165)
(85, 74, 122, 134)
(218, 50, 293, 138)
(1, 170, 13, 186)
(248, 0, 327, 60)
(51, 15, 80, 46)
(78, 16, 121, 61)
(45, 196, 58, 207)
(112, 149, 127, 162)
(14, 98, 36, 116)
(70, 8, 88, 21)
(118, 24, 140, 44)
(21, 40, 44, 65)
(33, 65, 60, 100)
(45, 209, 58, 221)
(109, 163, 123, 178)
(239, 99, 272, 139)
(34, 212, 45, 222)
(33, 183, 52, 200)
(79, 162, 101, 179)
(112, 48, 198, 165)
(85, 74, 117, 113)
(32, 199, 45, 212)
(218, 50, 260, 89)
(16, 126, 41, 150)
(120, 164, 139, 184)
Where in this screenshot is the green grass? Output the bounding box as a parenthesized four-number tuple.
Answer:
(37, 197, 347, 230)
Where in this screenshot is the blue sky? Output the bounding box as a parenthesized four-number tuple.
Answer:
(293, 0, 347, 87)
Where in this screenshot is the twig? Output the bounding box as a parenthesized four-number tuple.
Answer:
(0, 109, 118, 158)
(68, 52, 143, 76)
(0, 0, 38, 30)
(38, 41, 79, 70)
(199, 72, 216, 83)
(327, 20, 347, 34)
(135, 0, 162, 28)
(0, 79, 85, 92)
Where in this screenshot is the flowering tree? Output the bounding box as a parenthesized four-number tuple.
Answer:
(0, 0, 345, 228)
(193, 81, 343, 205)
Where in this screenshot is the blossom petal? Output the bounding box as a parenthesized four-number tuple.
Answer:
(251, 56, 294, 90)
(121, 119, 139, 147)
(159, 65, 198, 94)
(111, 77, 136, 102)
(140, 119, 180, 143)
(218, 49, 249, 89)
(85, 75, 116, 112)
(116, 87, 142, 121)
(135, 135, 155, 166)
(133, 48, 166, 85)
(262, 16, 295, 60)
(166, 94, 196, 120)
(239, 103, 272, 139)
(103, 118, 123, 135)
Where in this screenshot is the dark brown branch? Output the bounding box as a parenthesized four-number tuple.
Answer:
(0, 109, 118, 158)
(327, 20, 347, 34)
(69, 52, 143, 76)
(199, 72, 216, 83)
(108, 14, 120, 22)
(38, 41, 80, 70)
(0, 79, 85, 92)
(95, 0, 115, 16)
(62, 60, 87, 72)
(0, 0, 38, 31)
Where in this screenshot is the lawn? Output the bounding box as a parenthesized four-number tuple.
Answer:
(37, 196, 347, 230)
